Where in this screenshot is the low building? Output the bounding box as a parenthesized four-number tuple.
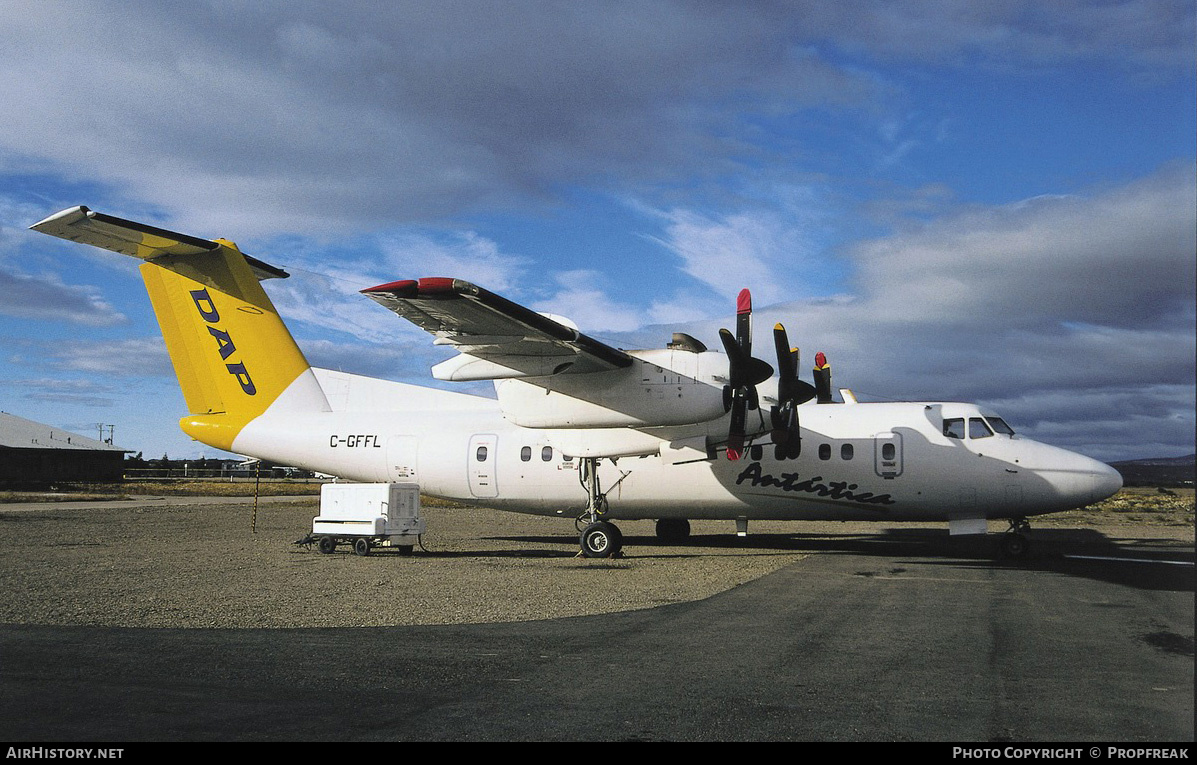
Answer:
(0, 412, 127, 485)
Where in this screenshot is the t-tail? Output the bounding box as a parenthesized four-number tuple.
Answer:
(31, 206, 330, 452)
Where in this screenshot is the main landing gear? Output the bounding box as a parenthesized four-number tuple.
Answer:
(655, 518, 691, 544)
(999, 517, 1032, 560)
(576, 456, 624, 559)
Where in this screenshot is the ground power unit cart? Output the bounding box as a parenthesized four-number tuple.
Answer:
(297, 482, 425, 556)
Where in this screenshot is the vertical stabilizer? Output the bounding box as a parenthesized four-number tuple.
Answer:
(31, 207, 330, 451)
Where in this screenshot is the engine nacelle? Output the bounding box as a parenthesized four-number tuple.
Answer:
(495, 349, 730, 428)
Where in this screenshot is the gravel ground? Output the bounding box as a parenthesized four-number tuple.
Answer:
(0, 497, 810, 628)
(0, 493, 1190, 629)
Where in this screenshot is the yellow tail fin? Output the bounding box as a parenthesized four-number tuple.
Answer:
(31, 207, 329, 452)
(141, 243, 326, 449)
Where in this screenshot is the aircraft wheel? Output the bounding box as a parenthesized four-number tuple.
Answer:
(317, 536, 337, 555)
(655, 518, 691, 544)
(1000, 532, 1030, 560)
(580, 521, 623, 558)
(353, 537, 372, 557)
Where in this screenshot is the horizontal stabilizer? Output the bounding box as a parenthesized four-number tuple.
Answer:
(31, 206, 288, 281)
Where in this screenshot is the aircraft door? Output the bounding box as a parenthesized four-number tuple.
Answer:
(468, 434, 499, 498)
(874, 432, 903, 479)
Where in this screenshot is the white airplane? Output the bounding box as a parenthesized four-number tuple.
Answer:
(32, 206, 1123, 558)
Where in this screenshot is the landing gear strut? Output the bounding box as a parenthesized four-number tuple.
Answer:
(576, 456, 623, 558)
(999, 517, 1032, 560)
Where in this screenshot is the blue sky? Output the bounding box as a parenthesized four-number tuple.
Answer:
(0, 1, 1193, 463)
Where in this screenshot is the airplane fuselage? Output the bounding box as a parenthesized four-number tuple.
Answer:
(231, 368, 1121, 525)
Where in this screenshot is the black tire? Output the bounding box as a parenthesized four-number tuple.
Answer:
(353, 537, 371, 557)
(1000, 532, 1030, 560)
(580, 521, 623, 558)
(655, 518, 691, 544)
(317, 536, 336, 555)
(397, 545, 414, 556)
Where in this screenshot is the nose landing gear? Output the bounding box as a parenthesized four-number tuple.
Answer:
(1000, 517, 1032, 559)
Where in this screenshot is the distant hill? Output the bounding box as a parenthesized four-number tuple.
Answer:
(1109, 454, 1195, 487)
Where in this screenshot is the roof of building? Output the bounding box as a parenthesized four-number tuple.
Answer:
(0, 411, 126, 452)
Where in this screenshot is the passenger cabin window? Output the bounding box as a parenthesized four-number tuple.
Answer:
(520, 446, 531, 462)
(985, 417, 1015, 436)
(968, 418, 994, 439)
(841, 444, 854, 460)
(476, 446, 488, 461)
(943, 418, 966, 439)
(541, 446, 553, 462)
(882, 443, 896, 461)
(818, 444, 831, 460)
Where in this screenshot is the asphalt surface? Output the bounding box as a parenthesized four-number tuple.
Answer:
(1, 522, 1192, 742)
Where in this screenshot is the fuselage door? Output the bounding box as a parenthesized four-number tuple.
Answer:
(874, 432, 903, 479)
(468, 433, 499, 498)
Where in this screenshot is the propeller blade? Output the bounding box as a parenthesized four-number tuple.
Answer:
(718, 328, 746, 373)
(736, 288, 753, 355)
(773, 323, 797, 404)
(720, 289, 773, 460)
(727, 394, 747, 461)
(769, 322, 816, 459)
(773, 324, 797, 379)
(719, 329, 773, 388)
(813, 351, 833, 404)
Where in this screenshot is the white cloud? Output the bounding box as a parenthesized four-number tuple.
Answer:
(0, 269, 127, 326)
(846, 163, 1196, 332)
(797, 1, 1195, 70)
(531, 270, 646, 333)
(43, 337, 173, 377)
(645, 188, 836, 309)
(0, 2, 889, 235)
(2, 377, 116, 409)
(262, 228, 529, 344)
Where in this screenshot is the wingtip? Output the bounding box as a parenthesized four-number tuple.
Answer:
(360, 277, 461, 296)
(29, 205, 91, 231)
(361, 279, 418, 296)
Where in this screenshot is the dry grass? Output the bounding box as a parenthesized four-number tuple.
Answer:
(0, 478, 323, 502)
(1037, 486, 1194, 530)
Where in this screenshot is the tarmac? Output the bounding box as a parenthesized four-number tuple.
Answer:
(0, 495, 1192, 742)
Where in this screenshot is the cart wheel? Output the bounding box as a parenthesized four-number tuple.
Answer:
(397, 545, 414, 556)
(353, 537, 371, 556)
(317, 537, 336, 555)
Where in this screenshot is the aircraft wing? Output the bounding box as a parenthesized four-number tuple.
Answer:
(30, 206, 288, 280)
(362, 278, 633, 380)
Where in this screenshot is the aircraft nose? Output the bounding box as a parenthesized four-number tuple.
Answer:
(1089, 459, 1123, 503)
(1022, 442, 1124, 511)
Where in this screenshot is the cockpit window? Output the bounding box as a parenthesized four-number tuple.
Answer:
(943, 418, 965, 439)
(985, 416, 1015, 436)
(968, 418, 993, 439)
